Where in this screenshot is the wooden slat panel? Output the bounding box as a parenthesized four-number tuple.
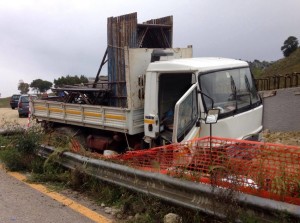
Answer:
(107, 13, 173, 107)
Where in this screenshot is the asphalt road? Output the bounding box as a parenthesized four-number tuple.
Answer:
(0, 167, 113, 223)
(262, 87, 300, 131)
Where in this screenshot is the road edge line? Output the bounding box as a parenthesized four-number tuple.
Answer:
(0, 166, 112, 223)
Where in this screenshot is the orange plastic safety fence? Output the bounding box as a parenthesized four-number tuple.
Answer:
(71, 139, 81, 153)
(108, 137, 300, 205)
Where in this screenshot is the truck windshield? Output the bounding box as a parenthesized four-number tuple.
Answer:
(199, 67, 260, 118)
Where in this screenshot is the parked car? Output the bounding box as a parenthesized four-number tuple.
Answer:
(10, 94, 21, 109)
(18, 95, 37, 117)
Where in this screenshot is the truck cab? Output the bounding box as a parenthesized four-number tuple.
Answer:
(144, 57, 263, 146)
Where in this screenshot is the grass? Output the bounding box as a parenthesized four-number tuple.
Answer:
(67, 172, 211, 223)
(260, 48, 300, 78)
(0, 97, 10, 108)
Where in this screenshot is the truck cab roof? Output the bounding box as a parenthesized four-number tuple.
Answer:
(147, 57, 249, 73)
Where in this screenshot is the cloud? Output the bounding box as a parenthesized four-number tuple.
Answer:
(0, 0, 299, 97)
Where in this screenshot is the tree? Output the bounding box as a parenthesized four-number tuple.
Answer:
(18, 82, 30, 94)
(54, 75, 89, 88)
(30, 79, 53, 93)
(281, 36, 299, 57)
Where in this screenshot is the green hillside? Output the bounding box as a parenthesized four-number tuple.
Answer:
(260, 48, 300, 77)
(0, 97, 10, 108)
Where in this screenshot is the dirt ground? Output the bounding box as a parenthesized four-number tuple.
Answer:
(0, 108, 28, 128)
(262, 130, 300, 147)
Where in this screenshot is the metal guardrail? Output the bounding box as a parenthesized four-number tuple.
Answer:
(255, 72, 300, 91)
(39, 145, 300, 222)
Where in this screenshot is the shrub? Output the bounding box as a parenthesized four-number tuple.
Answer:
(0, 147, 26, 171)
(15, 126, 43, 155)
(0, 126, 44, 171)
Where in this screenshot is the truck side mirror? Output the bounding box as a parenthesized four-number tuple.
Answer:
(205, 109, 220, 124)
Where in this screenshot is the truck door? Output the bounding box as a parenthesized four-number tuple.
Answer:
(172, 83, 199, 143)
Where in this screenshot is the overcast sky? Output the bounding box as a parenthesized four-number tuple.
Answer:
(0, 0, 299, 97)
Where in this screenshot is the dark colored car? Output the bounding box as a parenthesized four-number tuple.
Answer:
(18, 95, 37, 117)
(10, 94, 21, 109)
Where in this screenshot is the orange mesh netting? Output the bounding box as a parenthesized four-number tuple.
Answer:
(107, 136, 300, 205)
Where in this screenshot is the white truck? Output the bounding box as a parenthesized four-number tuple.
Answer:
(31, 46, 263, 151)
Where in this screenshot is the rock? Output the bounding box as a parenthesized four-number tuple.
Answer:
(100, 203, 105, 207)
(104, 207, 112, 214)
(261, 90, 276, 98)
(134, 213, 141, 219)
(111, 207, 120, 216)
(164, 213, 182, 223)
(127, 216, 134, 220)
(104, 206, 121, 216)
(116, 213, 123, 219)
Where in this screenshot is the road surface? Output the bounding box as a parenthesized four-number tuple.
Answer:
(0, 108, 28, 127)
(0, 167, 112, 223)
(262, 87, 300, 131)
